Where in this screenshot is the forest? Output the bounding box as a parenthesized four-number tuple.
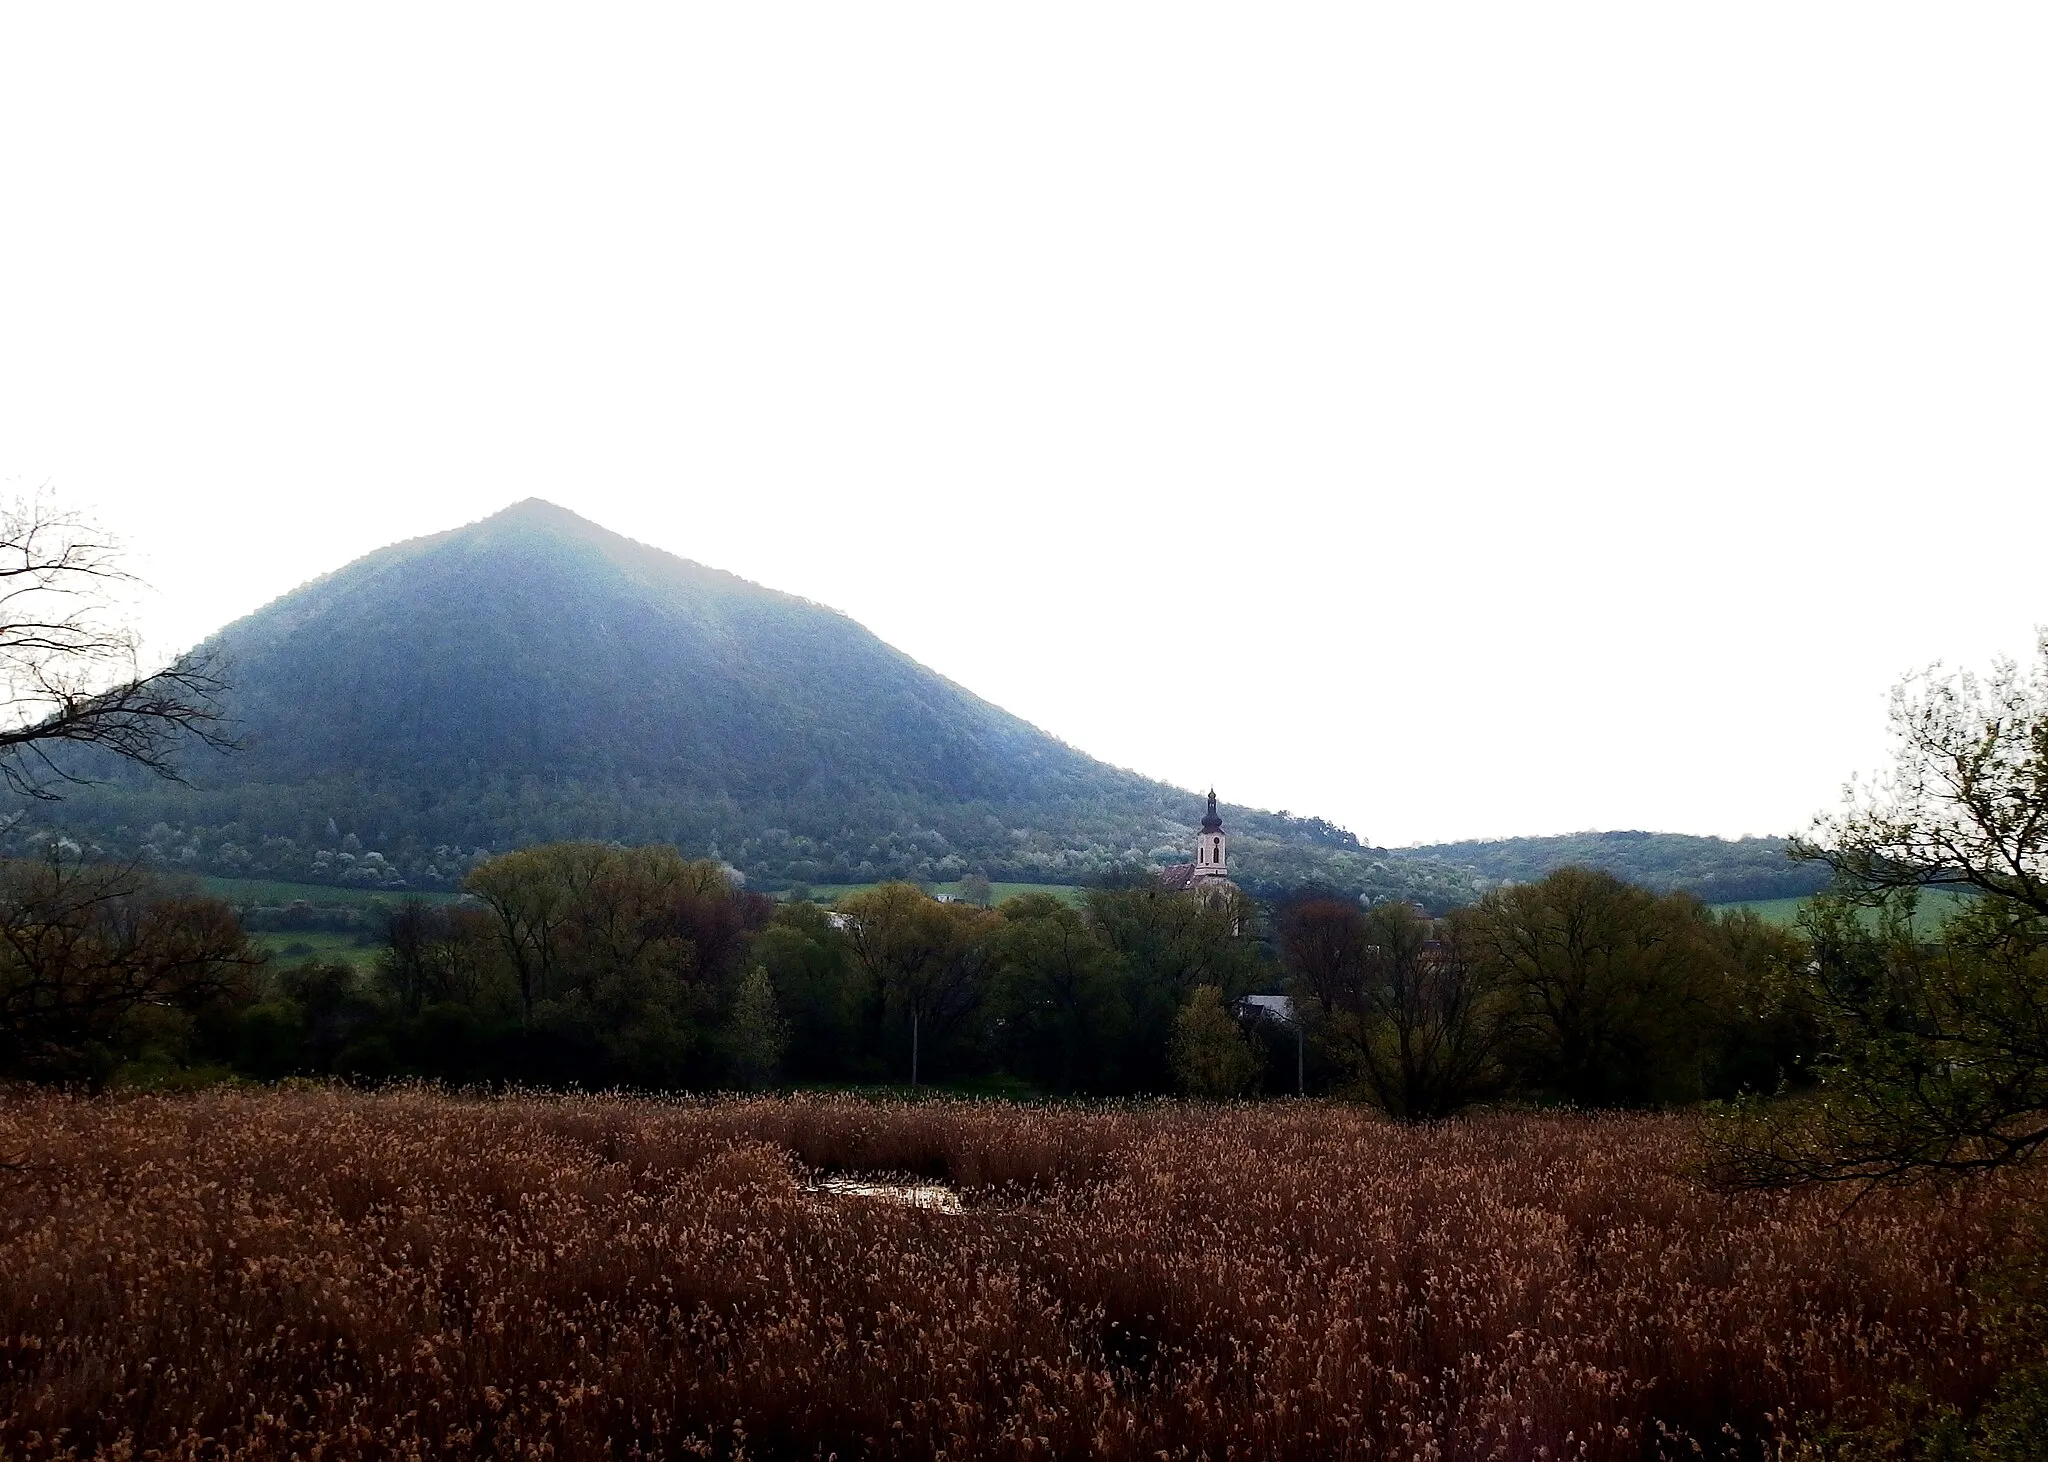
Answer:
(0, 842, 1831, 1109)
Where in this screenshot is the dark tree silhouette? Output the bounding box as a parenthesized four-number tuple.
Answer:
(0, 493, 231, 800)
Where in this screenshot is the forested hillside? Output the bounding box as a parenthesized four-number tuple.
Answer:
(21, 501, 1468, 904)
(1392, 829, 1825, 903)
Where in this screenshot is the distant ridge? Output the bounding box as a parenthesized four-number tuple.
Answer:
(1392, 830, 1825, 905)
(33, 501, 1468, 904)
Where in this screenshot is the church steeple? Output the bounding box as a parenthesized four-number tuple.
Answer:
(1195, 790, 1226, 878)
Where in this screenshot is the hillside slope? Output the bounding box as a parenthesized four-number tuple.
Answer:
(1392, 830, 1825, 903)
(32, 501, 1464, 902)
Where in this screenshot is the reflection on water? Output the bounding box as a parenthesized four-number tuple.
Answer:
(810, 1175, 964, 1213)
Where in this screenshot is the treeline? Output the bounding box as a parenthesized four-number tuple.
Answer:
(1396, 830, 1829, 904)
(2, 841, 1820, 1109)
(1283, 871, 1813, 1117)
(32, 777, 1481, 908)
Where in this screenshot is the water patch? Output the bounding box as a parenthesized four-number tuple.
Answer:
(809, 1175, 964, 1213)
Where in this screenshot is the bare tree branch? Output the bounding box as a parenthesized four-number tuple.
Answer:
(0, 491, 234, 799)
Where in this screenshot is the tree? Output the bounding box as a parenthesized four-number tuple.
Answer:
(0, 853, 260, 1082)
(839, 882, 996, 1085)
(1714, 895, 2048, 1188)
(465, 844, 593, 1022)
(1797, 632, 2048, 921)
(377, 899, 443, 1017)
(1086, 879, 1264, 1091)
(749, 900, 864, 1083)
(990, 893, 1127, 1092)
(1716, 638, 2048, 1187)
(1285, 900, 1509, 1120)
(0, 493, 231, 800)
(375, 902, 502, 1015)
(725, 966, 788, 1089)
(1699, 907, 1819, 1099)
(455, 843, 769, 1083)
(1462, 868, 1727, 1106)
(1279, 897, 1376, 1018)
(1169, 985, 1262, 1098)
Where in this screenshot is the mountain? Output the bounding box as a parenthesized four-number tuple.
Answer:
(31, 501, 1467, 903)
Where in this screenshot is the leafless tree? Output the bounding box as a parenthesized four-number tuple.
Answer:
(0, 491, 232, 800)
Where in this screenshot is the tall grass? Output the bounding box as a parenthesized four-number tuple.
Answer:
(0, 1089, 2031, 1458)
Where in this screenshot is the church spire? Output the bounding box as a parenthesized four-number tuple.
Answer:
(1193, 790, 1228, 881)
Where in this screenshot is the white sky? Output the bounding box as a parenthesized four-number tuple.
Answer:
(3, 5, 2044, 847)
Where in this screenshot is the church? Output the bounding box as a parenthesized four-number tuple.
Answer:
(1157, 790, 1239, 902)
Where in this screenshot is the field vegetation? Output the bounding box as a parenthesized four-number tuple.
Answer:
(245, 928, 381, 971)
(200, 875, 469, 909)
(2, 1088, 2040, 1460)
(1707, 889, 1971, 933)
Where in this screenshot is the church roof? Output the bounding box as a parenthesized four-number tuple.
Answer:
(1156, 862, 1236, 896)
(1200, 789, 1224, 833)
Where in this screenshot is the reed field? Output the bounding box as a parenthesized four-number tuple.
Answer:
(0, 1089, 2035, 1459)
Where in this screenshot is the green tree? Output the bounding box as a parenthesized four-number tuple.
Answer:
(749, 900, 865, 1082)
(990, 893, 1127, 1092)
(1714, 893, 2048, 1187)
(1087, 879, 1264, 1091)
(1462, 867, 1727, 1106)
(839, 882, 997, 1085)
(1169, 984, 1262, 1098)
(465, 844, 595, 1023)
(1699, 906, 1819, 1099)
(725, 966, 788, 1089)
(1798, 633, 2048, 921)
(1719, 637, 2048, 1187)
(455, 842, 768, 1084)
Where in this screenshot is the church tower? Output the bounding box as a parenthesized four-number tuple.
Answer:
(1193, 789, 1227, 881)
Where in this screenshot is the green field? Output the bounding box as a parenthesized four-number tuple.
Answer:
(200, 875, 467, 908)
(251, 929, 383, 971)
(1710, 887, 1973, 933)
(1708, 896, 1811, 925)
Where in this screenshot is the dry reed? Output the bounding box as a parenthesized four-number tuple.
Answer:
(0, 1088, 2031, 1459)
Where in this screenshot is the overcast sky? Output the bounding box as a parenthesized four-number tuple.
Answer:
(3, 4, 2043, 848)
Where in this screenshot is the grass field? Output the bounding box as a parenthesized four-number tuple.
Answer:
(1709, 894, 1812, 924)
(0, 1089, 2032, 1458)
(1710, 886, 1973, 932)
(249, 928, 384, 970)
